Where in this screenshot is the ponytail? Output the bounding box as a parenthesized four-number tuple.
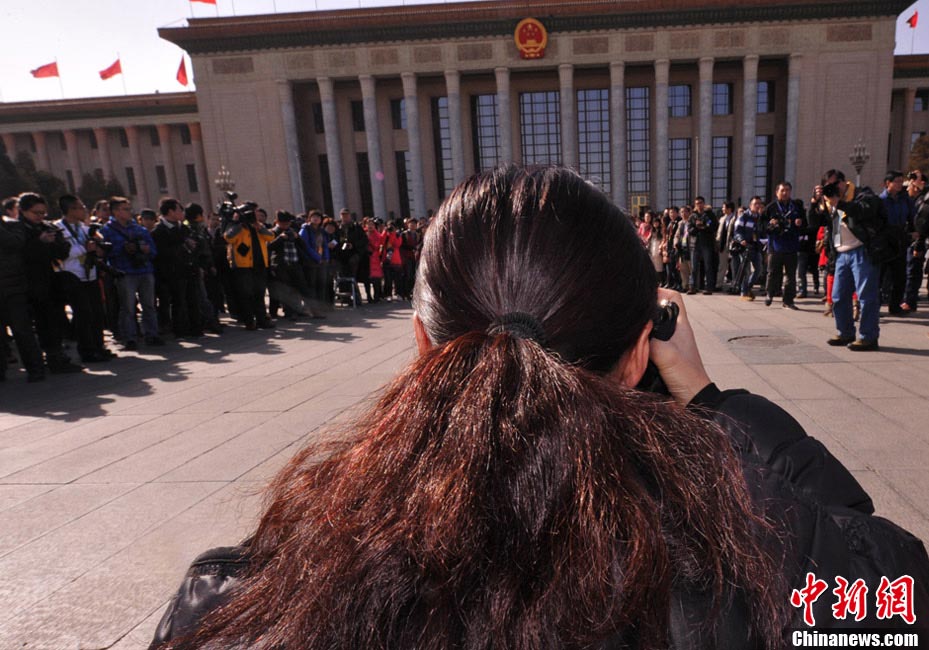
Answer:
(182, 329, 785, 650)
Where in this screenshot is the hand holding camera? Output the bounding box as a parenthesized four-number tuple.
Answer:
(645, 289, 712, 406)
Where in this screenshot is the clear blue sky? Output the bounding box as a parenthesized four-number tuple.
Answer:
(0, 0, 924, 103)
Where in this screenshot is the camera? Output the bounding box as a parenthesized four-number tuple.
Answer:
(217, 191, 258, 228)
(124, 235, 151, 268)
(83, 224, 123, 278)
(636, 300, 679, 395)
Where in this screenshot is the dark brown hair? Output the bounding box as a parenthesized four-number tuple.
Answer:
(176, 166, 784, 649)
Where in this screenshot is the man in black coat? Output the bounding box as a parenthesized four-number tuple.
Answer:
(688, 196, 717, 294)
(152, 197, 200, 337)
(0, 209, 46, 382)
(18, 192, 83, 374)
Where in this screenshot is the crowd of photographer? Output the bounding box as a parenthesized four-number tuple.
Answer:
(635, 167, 929, 350)
(0, 188, 427, 383)
(4, 164, 924, 382)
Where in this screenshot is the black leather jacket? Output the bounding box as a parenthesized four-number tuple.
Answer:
(150, 386, 929, 649)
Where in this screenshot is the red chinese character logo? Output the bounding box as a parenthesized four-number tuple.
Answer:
(790, 572, 829, 626)
(875, 575, 915, 624)
(832, 577, 868, 621)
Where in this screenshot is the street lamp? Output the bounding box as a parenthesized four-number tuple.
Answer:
(214, 165, 236, 194)
(848, 140, 870, 187)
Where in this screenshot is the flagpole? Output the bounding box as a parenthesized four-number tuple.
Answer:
(116, 52, 127, 96)
(55, 58, 64, 100)
(912, 23, 916, 55)
(230, 0, 236, 15)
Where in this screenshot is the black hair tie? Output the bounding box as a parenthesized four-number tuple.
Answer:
(486, 312, 547, 345)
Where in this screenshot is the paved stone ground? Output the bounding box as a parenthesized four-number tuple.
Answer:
(0, 292, 927, 649)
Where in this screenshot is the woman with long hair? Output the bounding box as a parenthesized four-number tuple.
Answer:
(151, 166, 928, 649)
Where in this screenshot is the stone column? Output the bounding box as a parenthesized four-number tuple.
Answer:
(444, 69, 466, 184)
(494, 67, 513, 163)
(32, 131, 51, 171)
(559, 64, 577, 168)
(62, 129, 82, 186)
(401, 72, 427, 217)
(610, 62, 627, 211)
(697, 57, 714, 199)
(188, 123, 211, 206)
(740, 55, 759, 204)
(156, 124, 179, 197)
(277, 80, 307, 213)
(317, 76, 347, 211)
(654, 59, 670, 209)
(93, 127, 113, 181)
(124, 125, 150, 209)
(359, 75, 387, 219)
(785, 54, 802, 185)
(902, 87, 917, 170)
(0, 133, 15, 160)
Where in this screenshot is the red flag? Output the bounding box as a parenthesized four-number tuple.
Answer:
(190, 0, 217, 4)
(177, 57, 189, 87)
(30, 62, 59, 78)
(99, 58, 122, 80)
(908, 11, 918, 28)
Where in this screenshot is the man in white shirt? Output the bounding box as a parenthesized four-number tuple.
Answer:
(56, 194, 114, 362)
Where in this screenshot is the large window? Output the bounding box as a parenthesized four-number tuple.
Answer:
(125, 167, 137, 196)
(470, 94, 500, 172)
(155, 165, 168, 193)
(179, 125, 192, 145)
(576, 88, 611, 195)
(118, 128, 129, 148)
(431, 96, 454, 200)
(395, 151, 413, 217)
(668, 84, 691, 118)
(356, 152, 373, 218)
(712, 83, 732, 116)
(667, 138, 692, 207)
(912, 131, 926, 150)
(519, 90, 561, 165)
(710, 136, 732, 208)
(625, 87, 650, 199)
(312, 103, 325, 134)
(753, 135, 774, 202)
(186, 163, 198, 193)
(390, 98, 406, 130)
(318, 155, 333, 216)
(351, 100, 365, 132)
(757, 81, 775, 114)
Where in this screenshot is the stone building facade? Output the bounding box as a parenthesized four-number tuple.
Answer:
(0, 93, 209, 210)
(0, 0, 922, 218)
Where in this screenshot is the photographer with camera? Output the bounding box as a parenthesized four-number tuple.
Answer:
(101, 196, 163, 350)
(152, 198, 200, 339)
(902, 170, 928, 313)
(731, 197, 765, 301)
(762, 182, 805, 310)
(0, 201, 46, 382)
(223, 199, 275, 330)
(336, 208, 368, 281)
(19, 192, 84, 374)
(54, 194, 114, 363)
(268, 210, 320, 320)
(687, 196, 717, 295)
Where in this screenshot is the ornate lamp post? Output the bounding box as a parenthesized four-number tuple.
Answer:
(849, 140, 870, 187)
(214, 165, 236, 195)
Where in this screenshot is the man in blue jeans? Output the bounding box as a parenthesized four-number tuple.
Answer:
(815, 179, 881, 351)
(101, 197, 164, 351)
